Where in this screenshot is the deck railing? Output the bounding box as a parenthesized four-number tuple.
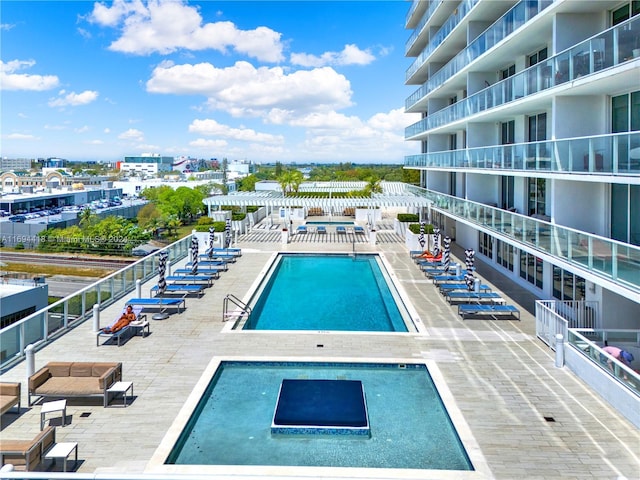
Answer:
(0, 236, 191, 373)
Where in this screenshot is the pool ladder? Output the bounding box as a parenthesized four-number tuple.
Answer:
(222, 294, 252, 323)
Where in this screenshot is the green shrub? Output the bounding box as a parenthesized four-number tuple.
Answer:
(246, 206, 259, 213)
(397, 213, 419, 222)
(14, 243, 25, 250)
(197, 216, 214, 225)
(231, 213, 246, 221)
(194, 221, 227, 233)
(408, 223, 434, 235)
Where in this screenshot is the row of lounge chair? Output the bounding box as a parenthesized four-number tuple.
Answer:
(296, 225, 366, 234)
(410, 250, 520, 321)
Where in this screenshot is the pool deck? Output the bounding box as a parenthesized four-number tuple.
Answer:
(1, 220, 639, 479)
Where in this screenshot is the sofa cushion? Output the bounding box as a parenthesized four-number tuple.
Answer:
(70, 363, 93, 377)
(34, 377, 103, 396)
(0, 396, 18, 414)
(47, 362, 71, 377)
(92, 363, 118, 377)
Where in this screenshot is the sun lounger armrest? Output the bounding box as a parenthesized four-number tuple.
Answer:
(98, 363, 122, 390)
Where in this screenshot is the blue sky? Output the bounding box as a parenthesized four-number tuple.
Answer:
(1, 0, 421, 164)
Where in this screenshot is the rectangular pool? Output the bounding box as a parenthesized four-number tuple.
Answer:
(162, 361, 474, 471)
(243, 254, 411, 332)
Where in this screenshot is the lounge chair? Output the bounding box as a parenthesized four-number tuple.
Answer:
(444, 291, 504, 304)
(296, 225, 308, 234)
(0, 425, 56, 471)
(125, 297, 186, 314)
(175, 266, 224, 276)
(432, 274, 466, 284)
(186, 261, 229, 270)
(166, 275, 214, 286)
(96, 306, 147, 347)
(458, 304, 520, 320)
(317, 225, 327, 234)
(354, 226, 365, 234)
(439, 283, 492, 293)
(336, 226, 347, 234)
(150, 284, 205, 298)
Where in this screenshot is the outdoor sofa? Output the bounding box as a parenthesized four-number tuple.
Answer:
(0, 425, 56, 471)
(28, 361, 122, 407)
(0, 382, 21, 415)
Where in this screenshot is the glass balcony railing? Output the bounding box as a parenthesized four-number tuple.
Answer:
(405, 132, 640, 175)
(406, 0, 554, 110)
(406, 185, 640, 292)
(406, 16, 640, 137)
(405, 0, 445, 54)
(568, 329, 640, 395)
(0, 236, 191, 371)
(406, 0, 481, 81)
(405, 0, 421, 27)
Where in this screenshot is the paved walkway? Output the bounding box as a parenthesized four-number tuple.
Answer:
(1, 224, 639, 479)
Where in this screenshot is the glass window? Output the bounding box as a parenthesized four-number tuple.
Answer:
(528, 178, 547, 216)
(552, 266, 586, 301)
(612, 4, 630, 25)
(479, 232, 493, 258)
(612, 93, 629, 133)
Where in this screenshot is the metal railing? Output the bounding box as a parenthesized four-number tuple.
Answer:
(408, 185, 640, 293)
(222, 293, 252, 324)
(405, 0, 444, 54)
(0, 236, 191, 373)
(406, 15, 640, 137)
(405, 131, 640, 175)
(535, 299, 599, 347)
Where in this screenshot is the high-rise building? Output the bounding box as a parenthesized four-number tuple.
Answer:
(404, 1, 640, 327)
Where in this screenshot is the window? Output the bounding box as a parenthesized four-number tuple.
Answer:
(501, 120, 515, 144)
(449, 95, 457, 105)
(500, 65, 515, 79)
(479, 232, 493, 258)
(496, 240, 514, 271)
(552, 267, 586, 301)
(612, 1, 640, 25)
(527, 47, 548, 67)
(501, 176, 515, 210)
(611, 91, 639, 171)
(519, 249, 543, 288)
(528, 178, 546, 216)
(611, 184, 640, 246)
(528, 113, 547, 141)
(1, 306, 36, 329)
(449, 134, 456, 150)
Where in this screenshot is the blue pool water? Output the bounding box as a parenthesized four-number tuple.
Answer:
(166, 361, 473, 471)
(243, 254, 408, 331)
(305, 221, 354, 225)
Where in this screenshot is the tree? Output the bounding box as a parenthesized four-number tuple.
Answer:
(237, 174, 259, 192)
(221, 157, 228, 184)
(137, 203, 163, 237)
(79, 207, 95, 227)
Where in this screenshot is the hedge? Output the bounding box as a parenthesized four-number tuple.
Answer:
(397, 213, 419, 222)
(408, 223, 435, 235)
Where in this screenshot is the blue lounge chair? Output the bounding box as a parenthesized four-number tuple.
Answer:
(458, 304, 520, 320)
(174, 268, 221, 277)
(212, 247, 241, 256)
(439, 283, 492, 293)
(96, 306, 147, 347)
(126, 297, 186, 314)
(186, 261, 229, 270)
(336, 226, 347, 234)
(166, 275, 214, 287)
(296, 225, 308, 234)
(354, 226, 365, 234)
(444, 291, 503, 304)
(317, 225, 327, 234)
(150, 284, 205, 298)
(432, 274, 466, 284)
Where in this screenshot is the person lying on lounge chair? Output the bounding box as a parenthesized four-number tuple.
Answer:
(417, 250, 442, 260)
(101, 305, 136, 333)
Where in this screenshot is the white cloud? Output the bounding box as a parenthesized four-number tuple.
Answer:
(0, 60, 59, 91)
(147, 61, 352, 117)
(290, 44, 375, 68)
(48, 90, 99, 107)
(85, 139, 104, 145)
(4, 133, 38, 140)
(188, 118, 283, 144)
(104, 128, 111, 134)
(75, 125, 91, 133)
(118, 128, 145, 142)
(1, 23, 16, 31)
(89, 0, 284, 62)
(189, 138, 228, 149)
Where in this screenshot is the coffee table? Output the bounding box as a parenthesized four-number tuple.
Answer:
(40, 399, 67, 430)
(44, 442, 78, 472)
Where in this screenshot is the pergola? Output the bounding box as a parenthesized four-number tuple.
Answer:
(202, 181, 432, 217)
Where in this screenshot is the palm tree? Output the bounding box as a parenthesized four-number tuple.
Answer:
(79, 207, 95, 227)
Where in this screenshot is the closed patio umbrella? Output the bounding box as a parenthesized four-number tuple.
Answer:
(208, 226, 216, 258)
(464, 248, 475, 290)
(191, 235, 199, 275)
(157, 251, 168, 296)
(442, 236, 451, 272)
(418, 222, 426, 249)
(225, 218, 231, 248)
(432, 228, 441, 257)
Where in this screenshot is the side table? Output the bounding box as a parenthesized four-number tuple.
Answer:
(107, 381, 133, 407)
(45, 442, 78, 472)
(40, 399, 67, 430)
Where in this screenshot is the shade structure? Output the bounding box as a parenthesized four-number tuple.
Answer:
(464, 248, 475, 291)
(432, 228, 441, 257)
(418, 222, 426, 249)
(442, 236, 451, 272)
(207, 226, 216, 258)
(225, 218, 231, 248)
(191, 235, 199, 275)
(157, 251, 168, 296)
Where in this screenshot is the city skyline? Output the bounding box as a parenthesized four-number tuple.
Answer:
(1, 1, 421, 164)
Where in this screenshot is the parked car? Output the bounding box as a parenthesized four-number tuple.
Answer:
(9, 215, 26, 223)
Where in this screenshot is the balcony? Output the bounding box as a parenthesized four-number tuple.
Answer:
(406, 0, 554, 111)
(407, 185, 640, 298)
(406, 16, 640, 138)
(405, 0, 445, 56)
(404, 132, 640, 176)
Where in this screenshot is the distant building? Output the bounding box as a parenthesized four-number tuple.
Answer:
(0, 170, 111, 191)
(0, 281, 48, 330)
(119, 155, 174, 177)
(0, 158, 32, 172)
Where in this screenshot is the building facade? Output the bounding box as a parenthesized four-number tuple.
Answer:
(119, 155, 175, 177)
(404, 0, 640, 327)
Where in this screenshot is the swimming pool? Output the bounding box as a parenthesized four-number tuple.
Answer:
(158, 360, 475, 473)
(305, 221, 354, 225)
(242, 253, 411, 332)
